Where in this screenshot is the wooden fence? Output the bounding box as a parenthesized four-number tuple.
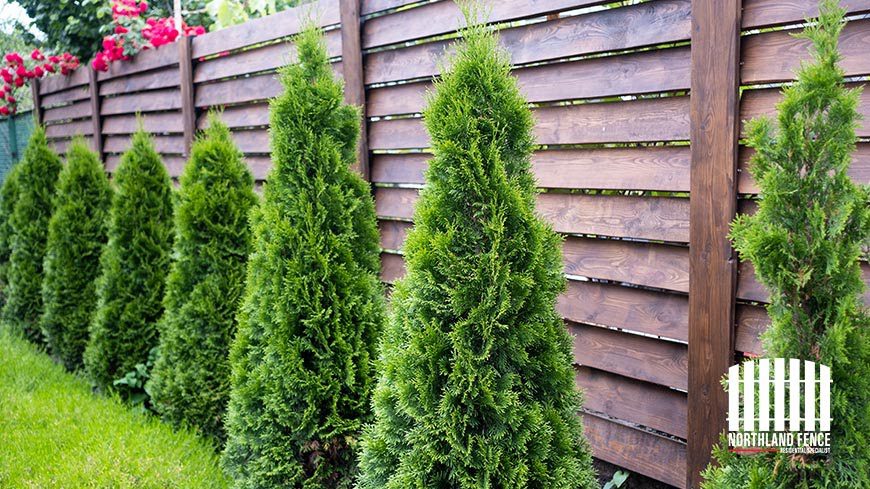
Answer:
(30, 0, 870, 487)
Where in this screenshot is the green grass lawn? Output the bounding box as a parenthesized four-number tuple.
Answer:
(0, 328, 230, 488)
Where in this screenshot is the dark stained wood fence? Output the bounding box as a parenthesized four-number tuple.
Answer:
(32, 1, 870, 487)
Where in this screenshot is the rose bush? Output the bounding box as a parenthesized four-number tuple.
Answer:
(0, 49, 79, 115)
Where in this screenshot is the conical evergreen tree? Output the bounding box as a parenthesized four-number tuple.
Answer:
(84, 128, 174, 392)
(2, 127, 62, 342)
(41, 138, 112, 371)
(356, 20, 597, 489)
(704, 2, 870, 487)
(0, 162, 23, 304)
(221, 27, 384, 488)
(148, 114, 257, 442)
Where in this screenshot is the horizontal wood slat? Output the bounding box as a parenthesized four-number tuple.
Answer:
(45, 119, 93, 138)
(191, 0, 340, 58)
(577, 366, 688, 438)
(96, 44, 179, 80)
(742, 19, 870, 84)
(194, 30, 342, 83)
(229, 129, 270, 154)
(375, 188, 691, 242)
(583, 413, 687, 489)
(361, 0, 417, 15)
(569, 321, 688, 390)
(738, 260, 870, 304)
(741, 83, 869, 138)
(195, 72, 280, 107)
(367, 46, 691, 117)
(559, 280, 688, 342)
(101, 89, 183, 115)
(49, 136, 93, 153)
(364, 0, 691, 85)
(99, 67, 181, 96)
(735, 304, 768, 355)
(742, 0, 870, 29)
(104, 134, 185, 154)
(372, 147, 692, 191)
(41, 86, 89, 108)
(105, 154, 187, 176)
(39, 69, 90, 94)
(380, 252, 406, 283)
(43, 100, 91, 123)
(102, 112, 184, 135)
(737, 144, 870, 194)
(202, 103, 270, 129)
(378, 220, 412, 251)
(369, 96, 690, 150)
(362, 0, 603, 49)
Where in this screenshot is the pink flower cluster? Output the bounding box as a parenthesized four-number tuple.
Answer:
(1, 49, 80, 115)
(92, 0, 205, 72)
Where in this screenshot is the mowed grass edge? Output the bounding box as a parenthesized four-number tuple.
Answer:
(0, 327, 230, 488)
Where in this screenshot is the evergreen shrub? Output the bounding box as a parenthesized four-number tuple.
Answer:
(356, 20, 598, 489)
(704, 2, 870, 487)
(220, 27, 385, 488)
(84, 128, 174, 392)
(0, 163, 23, 304)
(2, 127, 62, 342)
(41, 138, 112, 371)
(148, 114, 257, 442)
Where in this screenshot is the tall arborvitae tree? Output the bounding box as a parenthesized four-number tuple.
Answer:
(221, 27, 384, 488)
(704, 2, 870, 487)
(84, 128, 174, 392)
(357, 20, 598, 489)
(41, 138, 112, 371)
(0, 163, 23, 304)
(148, 114, 257, 443)
(2, 127, 62, 342)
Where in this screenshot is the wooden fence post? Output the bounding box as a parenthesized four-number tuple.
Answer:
(31, 79, 43, 125)
(89, 66, 104, 160)
(339, 0, 369, 180)
(687, 0, 742, 487)
(178, 35, 196, 157)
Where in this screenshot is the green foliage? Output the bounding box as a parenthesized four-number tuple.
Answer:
(202, 0, 305, 29)
(40, 138, 112, 371)
(0, 328, 230, 488)
(704, 2, 870, 488)
(356, 20, 597, 489)
(84, 128, 174, 393)
(148, 114, 257, 443)
(113, 345, 159, 413)
(1, 127, 61, 343)
(0, 163, 22, 303)
(15, 0, 107, 61)
(221, 27, 384, 488)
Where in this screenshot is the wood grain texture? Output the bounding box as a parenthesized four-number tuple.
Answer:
(244, 156, 273, 181)
(559, 280, 688, 342)
(583, 413, 687, 489)
(577, 366, 688, 438)
(105, 154, 187, 176)
(568, 320, 688, 390)
(378, 219, 412, 251)
(742, 19, 870, 85)
(562, 237, 689, 293)
(41, 85, 90, 108)
(360, 0, 417, 15)
(178, 36, 196, 156)
(374, 187, 690, 241)
(191, 0, 340, 58)
(39, 69, 90, 95)
(48, 136, 94, 154)
(228, 129, 270, 154)
(743, 0, 870, 29)
(99, 67, 181, 96)
(195, 72, 281, 107)
(368, 96, 690, 150)
(362, 0, 602, 49)
(738, 144, 870, 194)
(43, 100, 91, 123)
(88, 67, 103, 158)
(193, 30, 342, 83)
(737, 261, 870, 305)
(200, 103, 270, 129)
(45, 119, 93, 138)
(340, 0, 369, 179)
(104, 134, 185, 154)
(364, 0, 691, 85)
(367, 46, 691, 117)
(102, 112, 184, 135)
(96, 44, 179, 81)
(741, 83, 869, 138)
(687, 1, 741, 486)
(735, 304, 768, 355)
(380, 252, 406, 283)
(101, 89, 182, 115)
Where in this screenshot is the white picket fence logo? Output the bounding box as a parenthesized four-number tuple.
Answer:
(727, 358, 832, 454)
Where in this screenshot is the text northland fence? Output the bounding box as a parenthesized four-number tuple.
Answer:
(30, 0, 870, 487)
